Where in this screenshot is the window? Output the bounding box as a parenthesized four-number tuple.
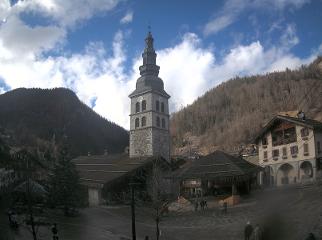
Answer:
(272, 149, 279, 160)
(161, 102, 165, 113)
(135, 102, 140, 113)
(161, 118, 165, 128)
(135, 118, 139, 128)
(282, 147, 287, 158)
(304, 143, 309, 155)
(263, 151, 268, 161)
(262, 137, 268, 146)
(290, 145, 298, 156)
(142, 100, 146, 111)
(156, 100, 160, 111)
(141, 116, 146, 127)
(318, 141, 321, 154)
(272, 127, 296, 146)
(301, 128, 309, 138)
(156, 116, 160, 127)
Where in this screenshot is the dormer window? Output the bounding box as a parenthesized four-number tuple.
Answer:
(142, 100, 146, 111)
(135, 102, 140, 113)
(262, 137, 268, 146)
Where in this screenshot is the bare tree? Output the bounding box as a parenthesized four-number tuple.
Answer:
(149, 157, 169, 240)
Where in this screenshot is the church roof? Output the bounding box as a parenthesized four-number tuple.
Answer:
(129, 31, 170, 99)
(168, 151, 260, 182)
(73, 154, 169, 188)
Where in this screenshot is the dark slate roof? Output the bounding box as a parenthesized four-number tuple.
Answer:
(254, 115, 322, 143)
(128, 75, 170, 98)
(168, 151, 260, 182)
(72, 154, 169, 188)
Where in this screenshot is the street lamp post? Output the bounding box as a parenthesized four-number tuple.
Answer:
(129, 182, 140, 240)
(131, 183, 136, 240)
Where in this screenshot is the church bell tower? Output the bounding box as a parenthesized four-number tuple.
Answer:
(129, 31, 170, 161)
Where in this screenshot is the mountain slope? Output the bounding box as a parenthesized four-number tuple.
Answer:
(170, 57, 322, 155)
(0, 88, 129, 157)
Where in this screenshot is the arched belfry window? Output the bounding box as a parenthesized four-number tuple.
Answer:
(142, 100, 146, 111)
(161, 102, 165, 113)
(141, 116, 146, 127)
(161, 118, 165, 128)
(156, 100, 160, 111)
(156, 116, 160, 127)
(135, 102, 140, 113)
(135, 118, 139, 128)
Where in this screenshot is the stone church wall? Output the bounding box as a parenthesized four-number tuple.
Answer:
(130, 128, 153, 157)
(152, 129, 170, 161)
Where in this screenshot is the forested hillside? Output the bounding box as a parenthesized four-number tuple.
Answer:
(0, 88, 129, 157)
(170, 57, 322, 155)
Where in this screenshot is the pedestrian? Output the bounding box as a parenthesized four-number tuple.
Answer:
(244, 221, 253, 240)
(204, 199, 208, 209)
(52, 223, 58, 240)
(194, 200, 199, 211)
(253, 224, 262, 240)
(305, 233, 316, 240)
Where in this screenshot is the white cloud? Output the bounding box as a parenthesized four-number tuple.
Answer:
(203, 0, 247, 36)
(120, 10, 133, 24)
(280, 24, 299, 50)
(0, 16, 65, 60)
(11, 0, 121, 27)
(203, 0, 310, 36)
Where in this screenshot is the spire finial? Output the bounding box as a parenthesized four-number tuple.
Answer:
(145, 26, 154, 51)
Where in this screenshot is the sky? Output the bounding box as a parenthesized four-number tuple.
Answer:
(0, 0, 321, 129)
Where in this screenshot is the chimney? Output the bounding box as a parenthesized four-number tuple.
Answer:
(104, 149, 108, 155)
(297, 111, 306, 121)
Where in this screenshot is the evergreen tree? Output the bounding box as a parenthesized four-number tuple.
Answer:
(47, 140, 86, 215)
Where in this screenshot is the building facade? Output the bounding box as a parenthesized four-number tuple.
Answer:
(256, 115, 322, 186)
(129, 32, 171, 161)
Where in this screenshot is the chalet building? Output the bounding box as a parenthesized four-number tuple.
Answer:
(255, 114, 322, 186)
(74, 31, 171, 206)
(168, 151, 260, 205)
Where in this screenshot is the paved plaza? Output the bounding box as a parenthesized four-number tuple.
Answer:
(1, 184, 322, 240)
